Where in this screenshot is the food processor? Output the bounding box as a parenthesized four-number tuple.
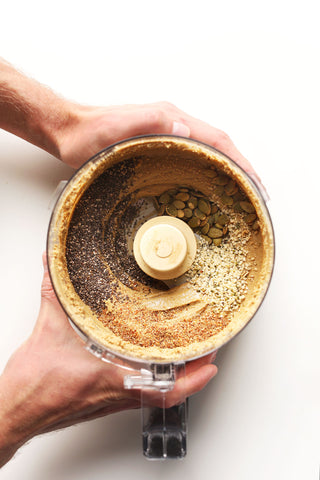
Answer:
(47, 135, 275, 459)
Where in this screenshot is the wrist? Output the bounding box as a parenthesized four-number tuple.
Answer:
(38, 98, 80, 160)
(0, 375, 34, 466)
(53, 103, 110, 168)
(51, 101, 85, 162)
(0, 60, 79, 160)
(0, 363, 58, 466)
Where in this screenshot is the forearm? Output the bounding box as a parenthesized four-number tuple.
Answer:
(0, 375, 34, 467)
(0, 59, 76, 158)
(0, 367, 67, 468)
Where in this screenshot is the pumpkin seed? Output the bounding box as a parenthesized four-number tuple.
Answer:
(240, 201, 255, 214)
(153, 184, 262, 241)
(187, 196, 198, 209)
(173, 199, 185, 209)
(224, 179, 238, 196)
(193, 192, 206, 198)
(188, 217, 201, 228)
(152, 196, 160, 209)
(233, 202, 243, 213)
(201, 223, 210, 235)
(200, 218, 208, 227)
(159, 193, 171, 204)
(198, 198, 211, 215)
(214, 213, 229, 225)
(244, 213, 257, 224)
(221, 194, 234, 206)
(194, 208, 206, 220)
(166, 204, 178, 217)
(207, 215, 215, 226)
(213, 185, 224, 196)
(176, 192, 190, 202)
(252, 220, 260, 230)
(206, 168, 218, 178)
(183, 208, 193, 218)
(208, 227, 223, 239)
(158, 204, 166, 215)
(232, 191, 245, 202)
(211, 204, 218, 214)
(213, 238, 222, 246)
(202, 235, 213, 245)
(213, 175, 229, 186)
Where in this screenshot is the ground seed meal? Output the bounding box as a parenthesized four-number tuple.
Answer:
(66, 166, 258, 348)
(50, 137, 274, 361)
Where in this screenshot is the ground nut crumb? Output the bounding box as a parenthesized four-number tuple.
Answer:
(185, 215, 253, 313)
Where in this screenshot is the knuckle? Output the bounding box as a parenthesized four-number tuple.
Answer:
(146, 108, 168, 130)
(215, 129, 231, 146)
(146, 101, 179, 131)
(158, 101, 176, 111)
(41, 273, 57, 302)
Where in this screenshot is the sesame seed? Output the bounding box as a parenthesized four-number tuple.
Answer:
(185, 214, 252, 314)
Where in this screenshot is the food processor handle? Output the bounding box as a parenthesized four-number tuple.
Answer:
(141, 394, 188, 459)
(124, 362, 187, 459)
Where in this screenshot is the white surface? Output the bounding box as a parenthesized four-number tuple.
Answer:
(0, 1, 319, 479)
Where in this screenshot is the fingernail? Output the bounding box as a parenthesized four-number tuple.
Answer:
(210, 351, 217, 363)
(172, 122, 191, 138)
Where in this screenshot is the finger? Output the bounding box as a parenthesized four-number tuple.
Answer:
(166, 363, 218, 407)
(183, 118, 255, 175)
(122, 106, 256, 176)
(109, 104, 191, 140)
(40, 252, 61, 305)
(142, 363, 218, 408)
(184, 352, 217, 377)
(33, 253, 72, 334)
(158, 104, 257, 176)
(139, 103, 255, 174)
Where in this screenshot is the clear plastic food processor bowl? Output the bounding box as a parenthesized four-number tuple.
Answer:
(47, 135, 275, 459)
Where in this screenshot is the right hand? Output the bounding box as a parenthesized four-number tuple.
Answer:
(0, 253, 217, 467)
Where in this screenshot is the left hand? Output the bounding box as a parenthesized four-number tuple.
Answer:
(57, 101, 254, 173)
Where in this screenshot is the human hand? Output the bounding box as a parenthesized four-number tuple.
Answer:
(57, 102, 255, 173)
(0, 61, 255, 177)
(0, 254, 217, 466)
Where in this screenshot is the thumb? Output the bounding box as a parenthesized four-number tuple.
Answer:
(34, 253, 69, 332)
(41, 252, 59, 304)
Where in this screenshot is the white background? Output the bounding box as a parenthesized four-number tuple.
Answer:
(0, 1, 319, 479)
